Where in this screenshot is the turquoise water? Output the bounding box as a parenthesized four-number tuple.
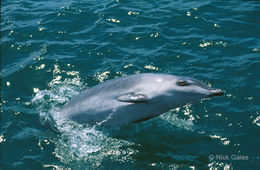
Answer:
(1, 0, 260, 169)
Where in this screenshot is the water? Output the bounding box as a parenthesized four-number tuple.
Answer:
(1, 0, 260, 169)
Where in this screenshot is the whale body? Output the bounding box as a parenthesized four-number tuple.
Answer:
(59, 73, 224, 126)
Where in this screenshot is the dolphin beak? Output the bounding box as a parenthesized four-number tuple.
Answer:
(206, 89, 225, 98)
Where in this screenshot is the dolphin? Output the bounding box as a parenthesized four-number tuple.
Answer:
(59, 73, 224, 126)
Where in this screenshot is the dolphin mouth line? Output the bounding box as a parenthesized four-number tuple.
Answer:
(206, 89, 225, 98)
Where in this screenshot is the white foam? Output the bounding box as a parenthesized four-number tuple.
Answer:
(31, 73, 136, 165)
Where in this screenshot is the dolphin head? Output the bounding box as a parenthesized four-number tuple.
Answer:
(170, 76, 224, 107)
(147, 74, 224, 108)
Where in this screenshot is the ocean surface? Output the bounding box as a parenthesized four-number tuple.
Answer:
(1, 0, 260, 169)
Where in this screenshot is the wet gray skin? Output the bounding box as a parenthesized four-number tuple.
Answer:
(60, 73, 224, 126)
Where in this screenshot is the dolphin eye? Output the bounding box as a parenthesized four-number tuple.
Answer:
(177, 80, 190, 86)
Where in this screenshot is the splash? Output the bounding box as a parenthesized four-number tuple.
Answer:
(31, 68, 136, 165)
(31, 66, 105, 159)
(160, 105, 195, 131)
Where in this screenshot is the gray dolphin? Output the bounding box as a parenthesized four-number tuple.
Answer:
(59, 73, 224, 126)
